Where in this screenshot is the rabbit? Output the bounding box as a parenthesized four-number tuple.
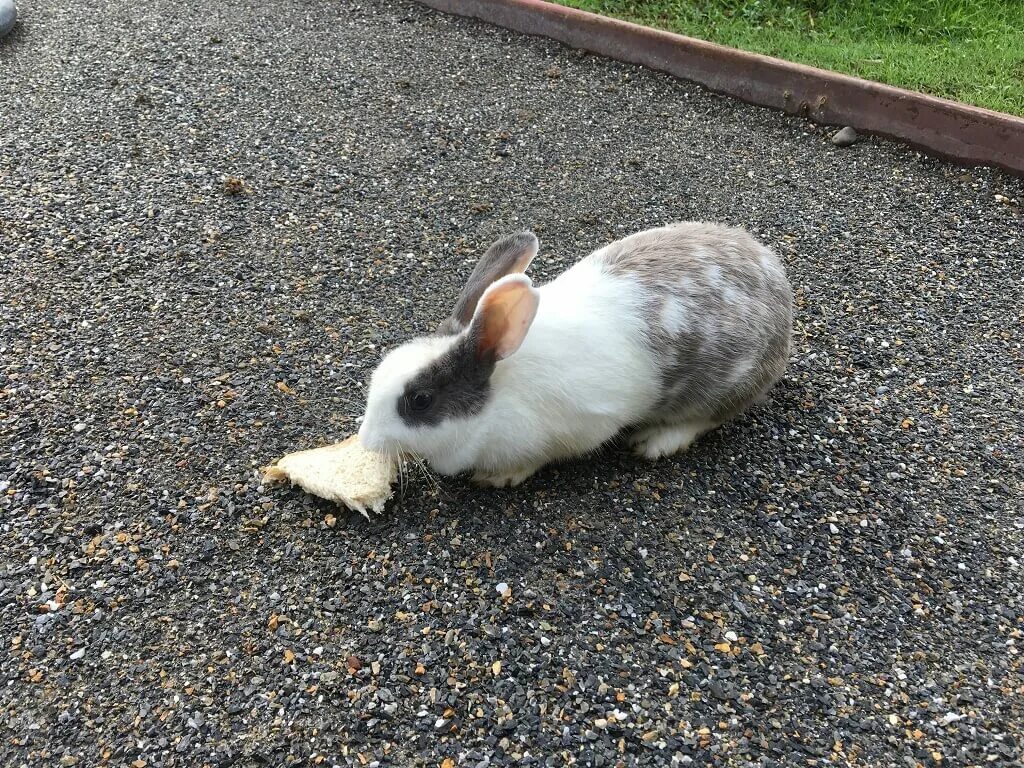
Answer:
(358, 222, 792, 487)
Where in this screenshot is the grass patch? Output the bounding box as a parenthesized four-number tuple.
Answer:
(556, 1, 1024, 116)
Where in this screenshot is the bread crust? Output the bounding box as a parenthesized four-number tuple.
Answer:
(263, 435, 397, 516)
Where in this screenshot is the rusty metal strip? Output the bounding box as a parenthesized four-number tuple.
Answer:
(418, 0, 1024, 176)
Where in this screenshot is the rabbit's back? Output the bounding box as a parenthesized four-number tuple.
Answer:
(592, 223, 792, 426)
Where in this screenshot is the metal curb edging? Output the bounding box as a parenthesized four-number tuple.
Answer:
(417, 0, 1024, 176)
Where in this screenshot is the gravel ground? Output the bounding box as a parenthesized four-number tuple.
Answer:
(2, 1, 1023, 766)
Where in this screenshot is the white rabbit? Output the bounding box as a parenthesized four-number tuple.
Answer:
(358, 223, 792, 487)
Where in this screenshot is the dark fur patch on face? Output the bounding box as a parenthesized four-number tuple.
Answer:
(397, 331, 496, 427)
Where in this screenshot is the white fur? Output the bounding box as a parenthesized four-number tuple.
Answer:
(630, 421, 714, 459)
(659, 296, 690, 336)
(730, 356, 756, 383)
(760, 247, 785, 277)
(359, 257, 661, 481)
(703, 263, 723, 286)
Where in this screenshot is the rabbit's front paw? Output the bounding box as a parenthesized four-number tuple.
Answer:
(630, 422, 714, 459)
(472, 464, 541, 488)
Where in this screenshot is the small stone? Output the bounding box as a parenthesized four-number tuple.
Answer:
(709, 680, 731, 700)
(0, 0, 15, 39)
(70, 648, 85, 660)
(831, 126, 859, 147)
(73, 423, 87, 433)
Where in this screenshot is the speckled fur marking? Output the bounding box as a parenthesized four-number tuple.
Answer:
(597, 223, 792, 426)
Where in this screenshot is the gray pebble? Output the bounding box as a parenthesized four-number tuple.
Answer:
(831, 126, 859, 146)
(0, 0, 15, 39)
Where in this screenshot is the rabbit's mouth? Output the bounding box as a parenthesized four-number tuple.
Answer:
(362, 440, 400, 459)
(368, 441, 419, 466)
(393, 451, 443, 496)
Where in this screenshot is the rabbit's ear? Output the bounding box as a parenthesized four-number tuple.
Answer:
(469, 274, 540, 362)
(439, 231, 538, 334)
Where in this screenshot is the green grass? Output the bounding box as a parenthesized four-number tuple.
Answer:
(556, 1, 1024, 116)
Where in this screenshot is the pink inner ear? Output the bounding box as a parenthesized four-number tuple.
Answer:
(510, 252, 533, 274)
(476, 276, 540, 360)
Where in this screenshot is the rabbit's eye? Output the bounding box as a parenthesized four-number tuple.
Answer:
(409, 390, 434, 413)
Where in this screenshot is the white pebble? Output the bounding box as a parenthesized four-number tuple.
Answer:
(70, 648, 85, 660)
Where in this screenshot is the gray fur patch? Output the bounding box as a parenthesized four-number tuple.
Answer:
(598, 222, 792, 426)
(397, 329, 496, 427)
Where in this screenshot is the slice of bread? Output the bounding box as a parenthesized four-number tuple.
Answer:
(263, 435, 397, 517)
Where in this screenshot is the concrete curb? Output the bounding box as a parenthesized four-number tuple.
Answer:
(418, 0, 1024, 176)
